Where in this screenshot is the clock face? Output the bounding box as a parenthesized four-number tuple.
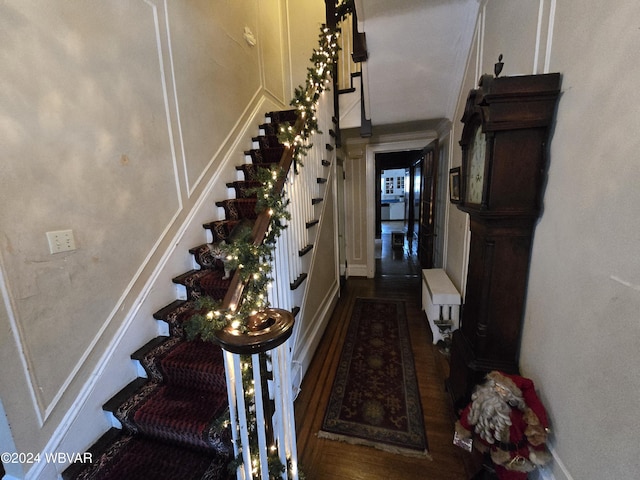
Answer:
(466, 126, 486, 204)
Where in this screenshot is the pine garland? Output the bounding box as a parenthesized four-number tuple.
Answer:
(335, 0, 354, 23)
(277, 25, 340, 172)
(185, 25, 340, 479)
(186, 24, 340, 340)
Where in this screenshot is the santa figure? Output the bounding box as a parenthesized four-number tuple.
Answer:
(455, 371, 551, 480)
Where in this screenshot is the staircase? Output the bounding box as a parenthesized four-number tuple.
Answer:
(64, 109, 306, 480)
(334, 2, 370, 136)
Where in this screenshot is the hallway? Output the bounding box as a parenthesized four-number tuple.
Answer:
(294, 228, 473, 479)
(375, 221, 421, 277)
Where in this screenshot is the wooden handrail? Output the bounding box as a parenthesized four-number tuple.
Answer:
(220, 113, 306, 314)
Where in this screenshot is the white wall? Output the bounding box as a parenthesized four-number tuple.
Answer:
(0, 1, 325, 478)
(446, 1, 640, 478)
(523, 2, 640, 478)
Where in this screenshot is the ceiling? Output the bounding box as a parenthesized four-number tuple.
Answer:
(355, 0, 479, 128)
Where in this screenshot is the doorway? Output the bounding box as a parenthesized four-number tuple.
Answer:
(375, 150, 422, 276)
(364, 137, 439, 278)
(375, 150, 422, 238)
(417, 141, 439, 269)
(367, 138, 446, 277)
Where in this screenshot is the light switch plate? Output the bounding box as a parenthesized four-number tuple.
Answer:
(46, 230, 76, 254)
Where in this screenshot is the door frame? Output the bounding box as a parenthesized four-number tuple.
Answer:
(375, 152, 421, 239)
(365, 135, 437, 277)
(418, 141, 439, 269)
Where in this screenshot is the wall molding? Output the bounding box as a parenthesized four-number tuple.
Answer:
(544, 0, 556, 73)
(24, 91, 275, 480)
(0, 0, 185, 424)
(0, 256, 44, 430)
(153, 0, 187, 202)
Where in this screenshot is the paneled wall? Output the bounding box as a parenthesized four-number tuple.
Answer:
(343, 142, 370, 277)
(0, 2, 325, 478)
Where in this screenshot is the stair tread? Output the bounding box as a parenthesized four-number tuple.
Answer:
(188, 243, 209, 255)
(115, 382, 230, 453)
(76, 107, 314, 478)
(216, 198, 260, 221)
(290, 273, 308, 290)
(244, 146, 285, 154)
(103, 378, 149, 413)
(258, 123, 279, 136)
(172, 269, 233, 302)
(153, 299, 193, 323)
(244, 147, 285, 165)
(203, 219, 243, 243)
(252, 135, 282, 149)
(131, 336, 171, 362)
(132, 336, 182, 383)
(64, 430, 230, 480)
(133, 384, 228, 422)
(130, 336, 225, 390)
(215, 197, 258, 206)
(61, 428, 123, 480)
(266, 109, 298, 124)
(159, 340, 226, 392)
(226, 180, 261, 198)
(189, 244, 229, 271)
(172, 270, 201, 285)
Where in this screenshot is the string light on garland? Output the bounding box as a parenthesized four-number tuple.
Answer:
(185, 20, 340, 480)
(278, 24, 340, 173)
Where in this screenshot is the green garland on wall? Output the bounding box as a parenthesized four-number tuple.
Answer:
(185, 24, 340, 342)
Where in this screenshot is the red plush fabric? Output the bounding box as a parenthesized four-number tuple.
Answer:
(458, 372, 550, 480)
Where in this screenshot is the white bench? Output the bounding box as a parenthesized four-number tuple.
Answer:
(421, 268, 461, 344)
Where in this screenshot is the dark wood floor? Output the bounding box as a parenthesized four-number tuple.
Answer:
(294, 269, 476, 479)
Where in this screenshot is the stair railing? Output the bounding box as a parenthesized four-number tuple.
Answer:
(332, 0, 371, 136)
(270, 88, 335, 357)
(210, 25, 340, 480)
(216, 310, 298, 480)
(213, 114, 302, 479)
(336, 10, 361, 91)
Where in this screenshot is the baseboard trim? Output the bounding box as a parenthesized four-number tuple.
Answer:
(291, 281, 339, 393)
(545, 443, 574, 480)
(347, 264, 368, 277)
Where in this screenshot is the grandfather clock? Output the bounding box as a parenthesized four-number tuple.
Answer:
(448, 70, 561, 409)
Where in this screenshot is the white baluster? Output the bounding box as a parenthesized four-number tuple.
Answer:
(251, 353, 269, 479)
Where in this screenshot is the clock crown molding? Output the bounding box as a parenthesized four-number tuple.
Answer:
(460, 73, 561, 142)
(474, 73, 562, 132)
(457, 72, 562, 215)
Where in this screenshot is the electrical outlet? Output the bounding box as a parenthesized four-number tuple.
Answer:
(46, 230, 76, 254)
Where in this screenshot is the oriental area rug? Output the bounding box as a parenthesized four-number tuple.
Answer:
(319, 297, 430, 458)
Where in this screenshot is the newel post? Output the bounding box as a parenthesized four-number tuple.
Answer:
(215, 309, 298, 480)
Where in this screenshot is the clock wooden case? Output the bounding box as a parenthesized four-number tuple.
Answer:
(448, 72, 561, 409)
